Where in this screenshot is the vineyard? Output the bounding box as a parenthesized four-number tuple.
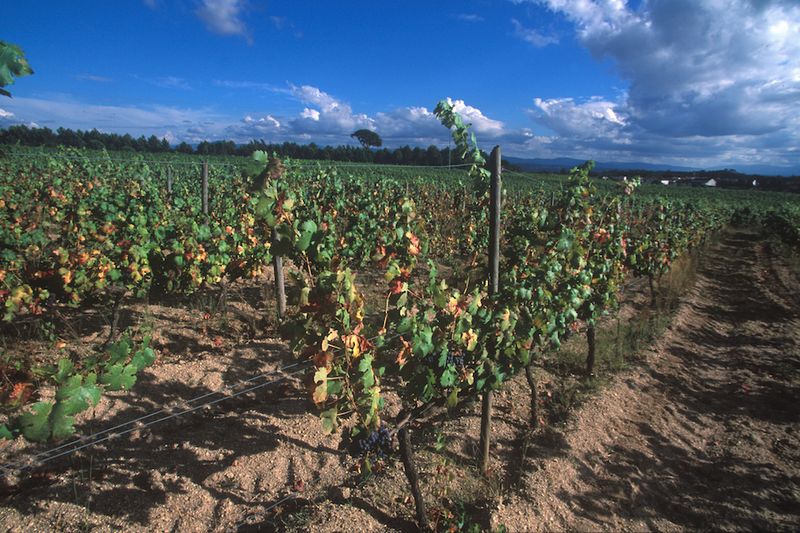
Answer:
(1, 106, 800, 532)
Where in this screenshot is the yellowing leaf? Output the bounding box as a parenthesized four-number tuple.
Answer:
(344, 334, 373, 359)
(312, 383, 328, 406)
(462, 329, 478, 351)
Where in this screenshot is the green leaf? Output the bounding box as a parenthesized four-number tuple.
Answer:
(394, 292, 408, 308)
(557, 230, 575, 252)
(106, 337, 133, 366)
(358, 354, 373, 373)
(100, 363, 138, 391)
(244, 151, 269, 177)
(296, 219, 317, 251)
(446, 387, 458, 409)
(0, 423, 17, 441)
(321, 407, 338, 434)
(49, 403, 78, 441)
(55, 373, 102, 416)
(0, 41, 34, 91)
(327, 378, 342, 395)
(52, 358, 76, 383)
(13, 401, 54, 442)
(130, 345, 156, 372)
(440, 367, 457, 388)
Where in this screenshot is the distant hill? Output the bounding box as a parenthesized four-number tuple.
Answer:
(504, 157, 799, 177)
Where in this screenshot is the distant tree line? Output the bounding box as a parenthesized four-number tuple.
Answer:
(0, 125, 173, 153)
(0, 124, 524, 169)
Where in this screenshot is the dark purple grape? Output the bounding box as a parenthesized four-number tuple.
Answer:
(349, 422, 396, 462)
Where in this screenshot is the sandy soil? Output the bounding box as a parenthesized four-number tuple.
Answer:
(1, 228, 799, 532)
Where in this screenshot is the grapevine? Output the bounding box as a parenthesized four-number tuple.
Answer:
(3, 110, 787, 532)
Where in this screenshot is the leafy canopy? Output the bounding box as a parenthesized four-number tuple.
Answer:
(351, 129, 382, 149)
(0, 41, 34, 98)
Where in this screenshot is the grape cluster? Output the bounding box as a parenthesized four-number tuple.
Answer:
(350, 423, 396, 462)
(446, 351, 465, 369)
(423, 350, 465, 369)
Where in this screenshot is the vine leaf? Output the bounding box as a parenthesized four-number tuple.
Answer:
(462, 329, 478, 351)
(296, 220, 317, 251)
(100, 363, 138, 391)
(446, 387, 459, 408)
(0, 424, 15, 440)
(55, 373, 102, 415)
(52, 359, 76, 384)
(50, 403, 78, 441)
(13, 401, 54, 442)
(321, 407, 338, 434)
(305, 367, 329, 406)
(0, 41, 34, 97)
(107, 337, 133, 365)
(440, 367, 457, 388)
(130, 339, 156, 371)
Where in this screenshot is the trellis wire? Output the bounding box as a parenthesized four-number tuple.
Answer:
(0, 359, 311, 479)
(0, 332, 401, 479)
(502, 167, 560, 190)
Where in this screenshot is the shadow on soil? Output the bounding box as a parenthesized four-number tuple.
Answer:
(549, 230, 800, 532)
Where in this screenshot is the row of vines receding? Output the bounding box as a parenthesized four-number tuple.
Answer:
(2, 99, 798, 530)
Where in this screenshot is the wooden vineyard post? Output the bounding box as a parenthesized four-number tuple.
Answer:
(166, 165, 172, 199)
(479, 145, 502, 476)
(272, 228, 287, 323)
(103, 285, 129, 349)
(488, 146, 501, 294)
(397, 413, 432, 532)
(525, 361, 540, 429)
(202, 161, 209, 226)
(586, 325, 597, 375)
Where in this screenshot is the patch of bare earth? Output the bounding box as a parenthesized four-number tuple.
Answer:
(492, 228, 800, 532)
(1, 228, 799, 532)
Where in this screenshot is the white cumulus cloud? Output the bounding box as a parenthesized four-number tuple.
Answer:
(196, 0, 253, 44)
(287, 84, 374, 137)
(511, 18, 559, 47)
(299, 109, 320, 121)
(511, 0, 800, 168)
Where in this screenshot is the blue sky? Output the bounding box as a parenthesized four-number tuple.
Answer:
(2, 0, 799, 172)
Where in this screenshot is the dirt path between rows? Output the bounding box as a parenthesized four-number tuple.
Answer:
(1, 228, 799, 532)
(491, 228, 800, 532)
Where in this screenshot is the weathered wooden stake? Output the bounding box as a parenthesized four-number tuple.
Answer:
(398, 416, 432, 531)
(586, 324, 596, 375)
(273, 228, 287, 323)
(202, 161, 209, 225)
(166, 165, 172, 197)
(525, 361, 540, 429)
(479, 145, 502, 476)
(488, 146, 501, 294)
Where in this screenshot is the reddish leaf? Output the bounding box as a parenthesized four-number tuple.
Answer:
(389, 279, 404, 295)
